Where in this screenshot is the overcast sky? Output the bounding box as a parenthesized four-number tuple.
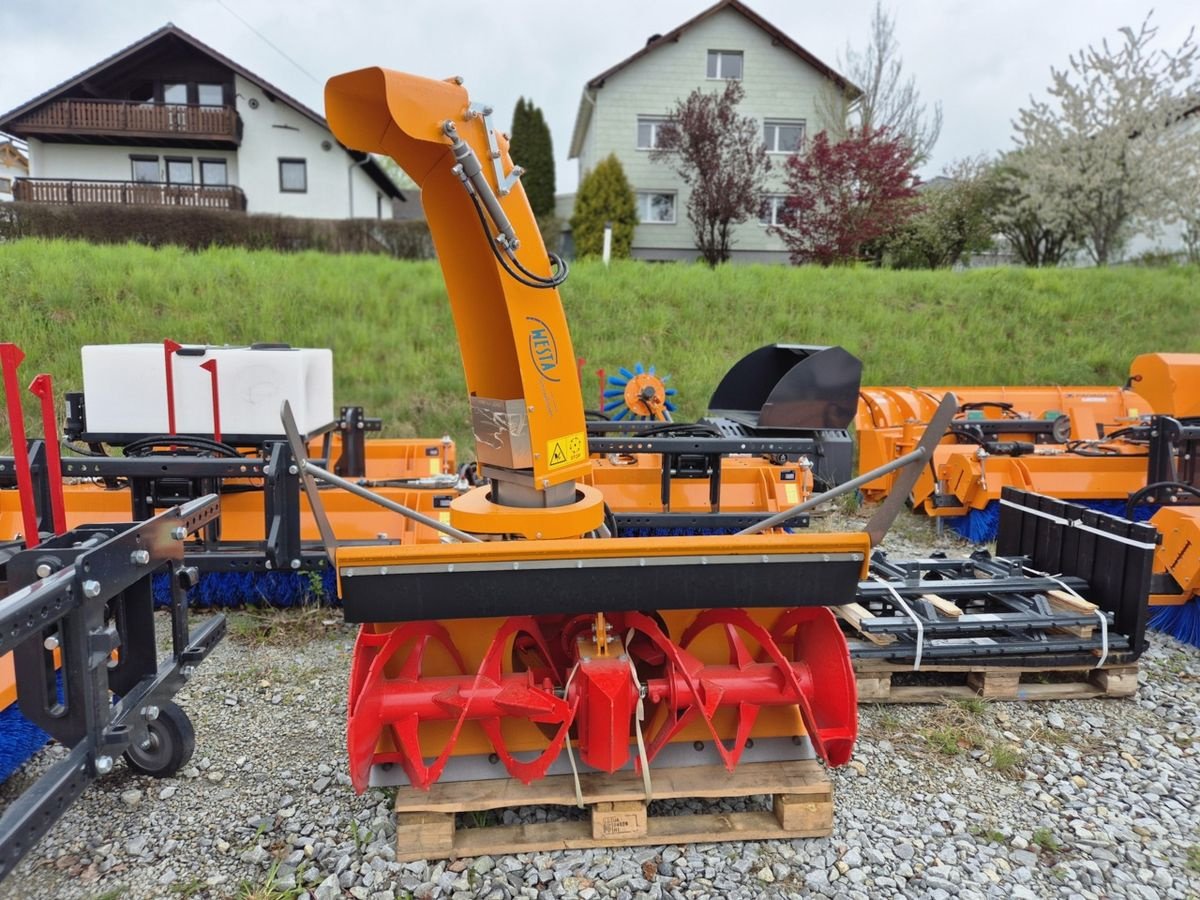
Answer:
(1, 0, 1195, 191)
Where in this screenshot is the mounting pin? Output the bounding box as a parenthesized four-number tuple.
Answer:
(35, 563, 52, 578)
(43, 636, 60, 652)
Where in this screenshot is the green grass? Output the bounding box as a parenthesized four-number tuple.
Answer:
(1032, 826, 1061, 852)
(2, 239, 1198, 451)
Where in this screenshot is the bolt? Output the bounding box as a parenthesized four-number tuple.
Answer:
(130, 549, 150, 566)
(43, 635, 60, 652)
(82, 579, 102, 598)
(263, 465, 272, 476)
(290, 559, 301, 570)
(35, 563, 52, 579)
(288, 465, 299, 475)
(181, 665, 196, 680)
(170, 526, 187, 541)
(142, 705, 160, 720)
(94, 755, 113, 776)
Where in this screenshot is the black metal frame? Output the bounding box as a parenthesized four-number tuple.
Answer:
(0, 495, 226, 879)
(846, 488, 1158, 667)
(0, 440, 330, 576)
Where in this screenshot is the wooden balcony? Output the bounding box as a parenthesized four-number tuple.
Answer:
(13, 178, 247, 211)
(10, 99, 240, 146)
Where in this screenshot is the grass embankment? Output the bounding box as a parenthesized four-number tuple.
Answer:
(1, 239, 1197, 451)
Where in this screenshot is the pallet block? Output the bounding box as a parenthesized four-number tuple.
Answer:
(854, 661, 1138, 703)
(392, 759, 833, 861)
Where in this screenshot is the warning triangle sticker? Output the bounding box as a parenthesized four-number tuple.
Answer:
(549, 441, 568, 467)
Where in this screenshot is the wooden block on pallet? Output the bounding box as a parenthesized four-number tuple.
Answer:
(835, 603, 897, 645)
(773, 788, 833, 833)
(1089, 665, 1138, 697)
(854, 671, 893, 702)
(395, 811, 454, 857)
(966, 670, 1020, 699)
(921, 593, 962, 618)
(591, 800, 647, 840)
(1046, 588, 1098, 614)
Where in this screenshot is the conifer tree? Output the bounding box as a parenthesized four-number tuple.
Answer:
(508, 97, 556, 218)
(570, 154, 638, 258)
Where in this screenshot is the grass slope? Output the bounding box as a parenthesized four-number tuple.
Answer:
(1, 239, 1197, 451)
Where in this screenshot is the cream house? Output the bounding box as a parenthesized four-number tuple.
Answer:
(567, 0, 857, 262)
(0, 25, 405, 219)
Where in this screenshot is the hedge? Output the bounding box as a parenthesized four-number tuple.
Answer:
(0, 202, 434, 259)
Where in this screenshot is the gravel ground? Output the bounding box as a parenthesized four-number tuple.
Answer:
(1, 513, 1198, 900)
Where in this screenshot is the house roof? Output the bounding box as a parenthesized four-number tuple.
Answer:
(0, 24, 404, 200)
(569, 0, 860, 159)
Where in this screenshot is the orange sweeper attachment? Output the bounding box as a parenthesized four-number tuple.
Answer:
(315, 66, 956, 793)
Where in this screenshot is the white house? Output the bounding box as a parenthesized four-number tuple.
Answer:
(0, 25, 405, 219)
(0, 140, 28, 202)
(567, 0, 857, 263)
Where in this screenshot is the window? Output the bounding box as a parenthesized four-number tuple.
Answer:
(0, 177, 11, 194)
(764, 119, 806, 154)
(200, 159, 228, 186)
(197, 83, 224, 106)
(166, 157, 194, 184)
(707, 50, 743, 80)
(636, 117, 668, 150)
(163, 83, 188, 104)
(637, 191, 676, 224)
(279, 158, 307, 193)
(130, 156, 159, 182)
(759, 195, 787, 226)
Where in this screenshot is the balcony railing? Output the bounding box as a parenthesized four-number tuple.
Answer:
(13, 178, 247, 211)
(11, 99, 240, 144)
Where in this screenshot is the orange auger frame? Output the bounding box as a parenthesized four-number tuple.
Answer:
(856, 353, 1200, 516)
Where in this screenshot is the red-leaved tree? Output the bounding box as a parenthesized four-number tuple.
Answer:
(773, 127, 920, 265)
(650, 81, 771, 266)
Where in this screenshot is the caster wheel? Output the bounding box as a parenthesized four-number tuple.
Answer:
(123, 701, 196, 777)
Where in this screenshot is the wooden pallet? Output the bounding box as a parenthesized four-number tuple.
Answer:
(854, 660, 1138, 703)
(393, 759, 832, 861)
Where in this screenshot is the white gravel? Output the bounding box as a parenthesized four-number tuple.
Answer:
(0, 512, 1197, 899)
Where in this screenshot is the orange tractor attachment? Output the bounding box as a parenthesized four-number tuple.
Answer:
(317, 66, 962, 792)
(856, 353, 1200, 541)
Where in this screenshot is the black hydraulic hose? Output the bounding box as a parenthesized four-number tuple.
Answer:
(465, 188, 568, 289)
(1125, 481, 1200, 519)
(123, 434, 245, 459)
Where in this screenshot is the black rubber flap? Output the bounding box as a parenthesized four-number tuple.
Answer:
(341, 555, 862, 623)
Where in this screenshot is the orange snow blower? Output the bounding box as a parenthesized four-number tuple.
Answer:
(315, 66, 957, 794)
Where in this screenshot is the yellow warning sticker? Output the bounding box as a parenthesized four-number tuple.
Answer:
(784, 483, 799, 505)
(547, 431, 588, 470)
(428, 457, 440, 476)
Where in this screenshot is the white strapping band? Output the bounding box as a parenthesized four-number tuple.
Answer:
(998, 498, 1157, 550)
(872, 575, 925, 671)
(1023, 566, 1110, 669)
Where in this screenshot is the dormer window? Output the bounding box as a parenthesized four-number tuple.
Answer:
(707, 50, 743, 80)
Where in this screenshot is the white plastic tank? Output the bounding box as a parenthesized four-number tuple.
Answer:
(80, 343, 334, 438)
